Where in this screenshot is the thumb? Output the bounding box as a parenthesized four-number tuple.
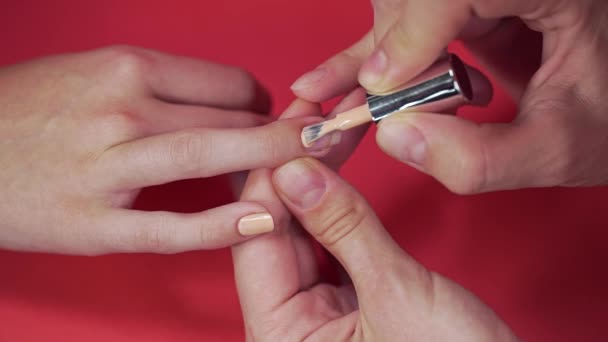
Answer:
(376, 112, 555, 194)
(271, 157, 420, 288)
(360, 1, 470, 93)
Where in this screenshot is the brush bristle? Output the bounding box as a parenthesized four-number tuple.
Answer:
(301, 123, 324, 146)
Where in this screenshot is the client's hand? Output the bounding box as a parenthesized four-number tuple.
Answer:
(0, 46, 333, 255)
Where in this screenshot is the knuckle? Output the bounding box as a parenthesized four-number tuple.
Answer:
(524, 93, 578, 186)
(93, 111, 142, 140)
(197, 221, 218, 249)
(249, 311, 293, 342)
(134, 216, 175, 253)
(133, 227, 161, 252)
(387, 18, 414, 46)
(538, 123, 578, 186)
(315, 199, 368, 247)
(230, 66, 257, 90)
(52, 202, 94, 254)
(447, 144, 489, 195)
(167, 130, 208, 175)
(100, 45, 151, 80)
(444, 136, 492, 195)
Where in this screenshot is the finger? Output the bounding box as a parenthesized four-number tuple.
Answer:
(375, 110, 564, 194)
(360, 1, 470, 93)
(113, 46, 272, 112)
(99, 117, 337, 190)
(272, 158, 415, 291)
(272, 90, 371, 287)
(228, 99, 323, 198)
(138, 100, 271, 135)
(281, 97, 323, 120)
(233, 98, 326, 320)
(308, 311, 359, 341)
(359, 0, 568, 94)
(232, 168, 304, 318)
(275, 159, 520, 340)
(282, 91, 371, 287)
(86, 202, 274, 255)
(290, 32, 375, 102)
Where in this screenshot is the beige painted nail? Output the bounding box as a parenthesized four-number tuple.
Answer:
(238, 213, 274, 236)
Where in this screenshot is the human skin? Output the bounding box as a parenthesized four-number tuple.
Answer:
(291, 0, 608, 194)
(0, 45, 335, 255)
(232, 93, 518, 341)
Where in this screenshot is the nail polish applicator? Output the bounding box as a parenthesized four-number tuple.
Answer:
(301, 54, 486, 147)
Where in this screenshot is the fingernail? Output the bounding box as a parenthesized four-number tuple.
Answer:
(274, 159, 326, 209)
(378, 118, 427, 166)
(238, 213, 274, 236)
(359, 49, 387, 88)
(305, 131, 342, 153)
(291, 67, 327, 90)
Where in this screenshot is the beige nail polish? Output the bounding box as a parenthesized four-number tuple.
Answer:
(305, 130, 343, 153)
(301, 104, 372, 147)
(238, 213, 274, 236)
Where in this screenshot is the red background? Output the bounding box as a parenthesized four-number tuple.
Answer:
(1, 1, 607, 341)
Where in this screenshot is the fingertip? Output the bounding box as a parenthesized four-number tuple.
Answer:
(273, 158, 327, 210)
(272, 115, 345, 159)
(359, 48, 389, 92)
(237, 212, 275, 236)
(292, 33, 373, 102)
(278, 100, 326, 154)
(359, 50, 433, 95)
(291, 69, 360, 104)
(290, 67, 328, 92)
(290, 67, 336, 103)
(376, 114, 428, 167)
(201, 201, 275, 245)
(360, 16, 459, 94)
(377, 113, 522, 194)
(281, 98, 322, 119)
(272, 156, 404, 286)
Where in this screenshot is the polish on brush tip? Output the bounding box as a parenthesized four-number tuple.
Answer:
(301, 104, 372, 147)
(301, 53, 487, 147)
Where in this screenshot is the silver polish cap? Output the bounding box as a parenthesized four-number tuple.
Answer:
(367, 54, 473, 122)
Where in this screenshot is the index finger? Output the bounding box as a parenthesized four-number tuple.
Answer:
(97, 116, 334, 190)
(360, 0, 570, 93)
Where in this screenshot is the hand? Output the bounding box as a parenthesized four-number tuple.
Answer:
(0, 46, 333, 255)
(232, 92, 516, 341)
(291, 0, 608, 194)
(233, 158, 518, 341)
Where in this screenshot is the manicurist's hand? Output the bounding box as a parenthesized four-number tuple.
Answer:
(0, 46, 333, 255)
(292, 0, 608, 194)
(232, 90, 516, 341)
(234, 156, 519, 341)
